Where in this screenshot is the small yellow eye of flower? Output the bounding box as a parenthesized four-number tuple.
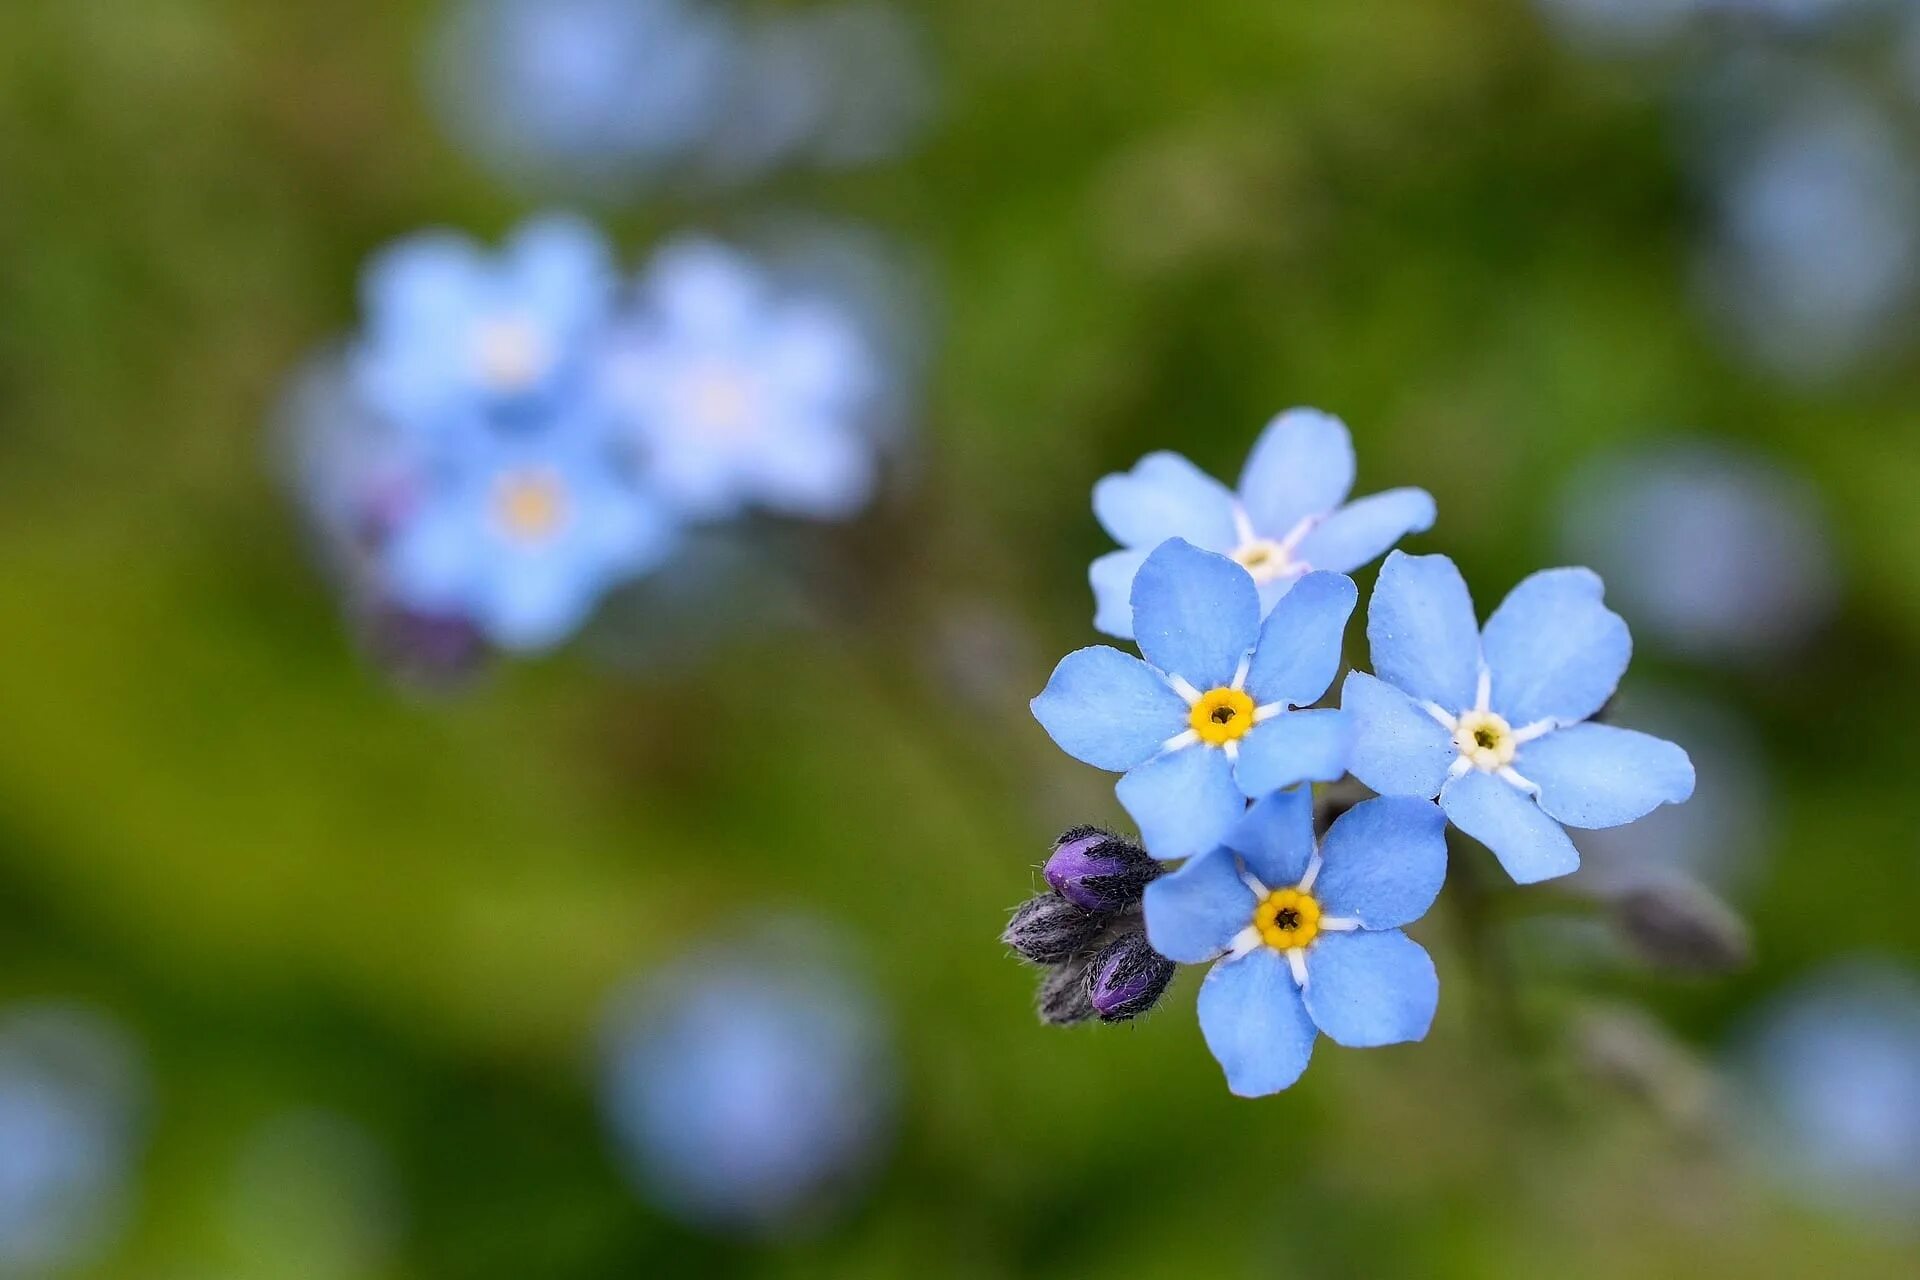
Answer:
(1231, 538, 1295, 584)
(1453, 709, 1516, 770)
(493, 469, 568, 542)
(474, 319, 547, 392)
(1190, 687, 1256, 745)
(688, 369, 753, 435)
(1254, 887, 1322, 951)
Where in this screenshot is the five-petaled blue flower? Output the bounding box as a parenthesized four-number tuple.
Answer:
(353, 214, 615, 435)
(1089, 408, 1435, 639)
(1032, 538, 1357, 859)
(1143, 789, 1448, 1097)
(1342, 551, 1696, 885)
(382, 409, 677, 651)
(600, 237, 882, 521)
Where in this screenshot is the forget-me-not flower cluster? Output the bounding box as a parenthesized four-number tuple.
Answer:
(1022, 409, 1696, 1096)
(286, 213, 895, 655)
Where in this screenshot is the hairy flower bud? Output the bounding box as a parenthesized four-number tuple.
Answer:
(1086, 932, 1176, 1023)
(1611, 880, 1752, 975)
(1036, 962, 1096, 1026)
(1043, 827, 1161, 914)
(1002, 894, 1106, 965)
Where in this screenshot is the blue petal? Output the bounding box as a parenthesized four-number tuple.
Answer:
(1301, 930, 1438, 1048)
(1341, 671, 1457, 799)
(1197, 949, 1318, 1097)
(1366, 551, 1482, 713)
(1224, 787, 1316, 889)
(483, 560, 601, 652)
(1129, 539, 1261, 691)
(1295, 488, 1437, 574)
(1089, 547, 1150, 639)
(1233, 709, 1353, 797)
(1142, 848, 1256, 964)
(1312, 797, 1449, 929)
(1031, 647, 1187, 772)
(1235, 408, 1355, 537)
(1093, 452, 1238, 551)
(1242, 571, 1357, 708)
(1116, 744, 1245, 860)
(1439, 770, 1580, 885)
(1481, 568, 1631, 728)
(1518, 723, 1696, 830)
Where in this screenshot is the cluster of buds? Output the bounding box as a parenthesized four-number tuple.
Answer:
(1001, 828, 1175, 1025)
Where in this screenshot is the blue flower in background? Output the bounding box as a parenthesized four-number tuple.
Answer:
(427, 0, 738, 194)
(601, 237, 882, 520)
(380, 410, 677, 651)
(1089, 408, 1433, 639)
(1735, 961, 1920, 1220)
(1033, 538, 1357, 859)
(598, 928, 896, 1234)
(1342, 551, 1694, 885)
(353, 215, 615, 435)
(0, 1006, 144, 1275)
(1144, 789, 1447, 1097)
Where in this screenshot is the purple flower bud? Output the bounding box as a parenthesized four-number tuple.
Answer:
(1611, 881, 1752, 975)
(1043, 827, 1160, 914)
(1086, 932, 1176, 1023)
(1001, 894, 1105, 965)
(1036, 963, 1095, 1026)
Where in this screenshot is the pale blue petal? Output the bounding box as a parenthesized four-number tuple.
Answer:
(1482, 568, 1631, 727)
(1366, 551, 1482, 713)
(1224, 787, 1316, 889)
(1117, 744, 1245, 860)
(1302, 930, 1438, 1048)
(1440, 770, 1580, 885)
(1233, 709, 1353, 797)
(1341, 671, 1456, 799)
(484, 561, 600, 652)
(1295, 488, 1437, 574)
(1312, 797, 1449, 929)
(1092, 452, 1239, 551)
(1142, 848, 1255, 964)
(1197, 949, 1318, 1097)
(1519, 723, 1696, 830)
(1129, 539, 1261, 691)
(1235, 408, 1355, 537)
(1031, 647, 1186, 772)
(1242, 571, 1357, 708)
(1089, 547, 1150, 639)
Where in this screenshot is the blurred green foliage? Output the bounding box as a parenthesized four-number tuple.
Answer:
(1, 0, 1918, 1276)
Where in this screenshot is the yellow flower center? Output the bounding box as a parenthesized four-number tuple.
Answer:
(1231, 538, 1298, 584)
(1190, 687, 1256, 745)
(1254, 887, 1322, 951)
(688, 368, 754, 436)
(1453, 709, 1516, 770)
(492, 468, 568, 542)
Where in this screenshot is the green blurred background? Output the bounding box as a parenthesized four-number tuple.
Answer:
(2, 1, 1919, 1276)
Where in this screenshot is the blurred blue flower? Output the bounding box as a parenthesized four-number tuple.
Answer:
(598, 928, 895, 1234)
(1089, 408, 1433, 639)
(352, 214, 616, 435)
(1557, 440, 1836, 662)
(380, 408, 677, 651)
(1689, 75, 1920, 381)
(1735, 961, 1920, 1221)
(427, 0, 738, 195)
(1143, 789, 1447, 1097)
(1342, 551, 1694, 885)
(1033, 538, 1357, 859)
(600, 237, 884, 520)
(0, 1006, 144, 1276)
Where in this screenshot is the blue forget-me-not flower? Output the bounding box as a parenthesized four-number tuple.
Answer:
(1342, 551, 1695, 885)
(381, 409, 676, 651)
(601, 237, 883, 520)
(353, 214, 616, 435)
(1143, 789, 1447, 1096)
(1033, 538, 1357, 859)
(1088, 408, 1434, 638)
